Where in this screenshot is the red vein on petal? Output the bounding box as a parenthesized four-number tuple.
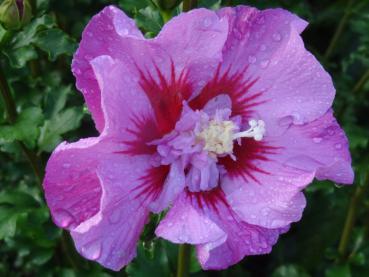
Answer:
(189, 63, 265, 119)
(131, 165, 170, 203)
(220, 139, 280, 184)
(117, 113, 160, 156)
(137, 60, 193, 136)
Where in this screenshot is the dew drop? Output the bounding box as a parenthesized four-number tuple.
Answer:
(81, 240, 102, 260)
(63, 163, 71, 169)
(203, 17, 211, 27)
(74, 68, 82, 75)
(291, 112, 304, 124)
(327, 127, 335, 136)
(120, 28, 129, 35)
(260, 59, 269, 68)
(260, 44, 267, 51)
(272, 32, 282, 41)
(248, 55, 257, 64)
(335, 143, 342, 149)
(84, 54, 93, 60)
(257, 15, 265, 25)
(313, 137, 322, 143)
(54, 209, 75, 228)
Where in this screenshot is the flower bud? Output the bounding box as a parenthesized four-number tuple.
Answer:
(0, 0, 32, 30)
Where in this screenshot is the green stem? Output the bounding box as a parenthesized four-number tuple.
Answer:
(352, 68, 369, 94)
(0, 63, 43, 183)
(18, 141, 43, 183)
(0, 64, 17, 123)
(337, 173, 369, 262)
(324, 0, 354, 61)
(177, 244, 191, 277)
(182, 0, 197, 12)
(337, 67, 369, 120)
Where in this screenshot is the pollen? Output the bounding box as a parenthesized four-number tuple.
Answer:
(197, 118, 266, 156)
(197, 120, 236, 155)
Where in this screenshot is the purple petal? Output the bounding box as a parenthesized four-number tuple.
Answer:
(72, 6, 144, 132)
(222, 110, 353, 229)
(73, 6, 228, 133)
(216, 6, 334, 135)
(43, 137, 117, 230)
(270, 110, 354, 184)
(44, 136, 159, 270)
(155, 8, 228, 93)
(90, 55, 159, 147)
(194, 189, 285, 270)
(155, 191, 226, 244)
(71, 154, 155, 271)
(157, 188, 283, 269)
(149, 160, 186, 213)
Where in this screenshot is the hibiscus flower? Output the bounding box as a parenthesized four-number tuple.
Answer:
(43, 5, 353, 271)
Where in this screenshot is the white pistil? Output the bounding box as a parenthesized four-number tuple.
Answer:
(233, 119, 266, 141)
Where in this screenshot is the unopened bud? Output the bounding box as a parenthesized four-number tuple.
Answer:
(0, 0, 32, 30)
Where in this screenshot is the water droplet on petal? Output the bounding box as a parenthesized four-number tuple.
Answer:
(74, 68, 82, 75)
(257, 15, 265, 25)
(203, 17, 211, 27)
(120, 28, 128, 35)
(291, 112, 304, 124)
(260, 59, 269, 68)
(335, 143, 342, 149)
(260, 44, 267, 51)
(313, 137, 322, 143)
(81, 240, 102, 261)
(248, 55, 257, 64)
(54, 209, 75, 228)
(272, 32, 282, 41)
(327, 127, 335, 136)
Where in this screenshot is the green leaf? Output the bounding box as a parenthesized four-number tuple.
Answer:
(38, 107, 83, 152)
(272, 265, 311, 277)
(0, 23, 7, 43)
(2, 14, 75, 66)
(31, 248, 54, 265)
(0, 107, 44, 148)
(126, 241, 171, 277)
(34, 28, 77, 61)
(0, 190, 38, 208)
(2, 45, 38, 68)
(136, 6, 163, 35)
(325, 264, 351, 277)
(0, 207, 20, 239)
(198, 0, 221, 8)
(118, 0, 150, 13)
(11, 15, 55, 49)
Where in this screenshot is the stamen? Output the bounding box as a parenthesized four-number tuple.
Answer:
(197, 120, 236, 155)
(197, 118, 266, 157)
(232, 119, 266, 141)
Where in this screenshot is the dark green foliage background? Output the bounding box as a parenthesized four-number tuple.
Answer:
(0, 0, 368, 276)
